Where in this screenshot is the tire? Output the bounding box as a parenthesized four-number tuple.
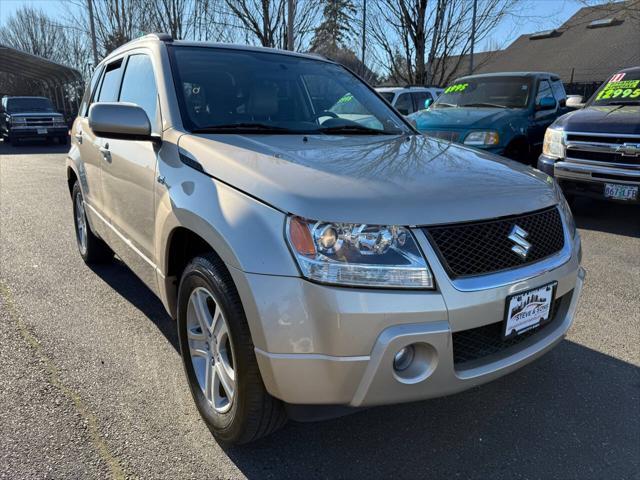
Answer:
(71, 181, 113, 264)
(177, 254, 286, 445)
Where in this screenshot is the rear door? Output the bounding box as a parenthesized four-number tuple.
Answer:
(99, 52, 160, 290)
(394, 93, 413, 115)
(411, 91, 433, 112)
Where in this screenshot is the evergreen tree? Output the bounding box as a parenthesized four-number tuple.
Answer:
(310, 0, 357, 56)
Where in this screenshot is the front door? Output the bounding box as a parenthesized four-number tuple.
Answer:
(99, 53, 160, 290)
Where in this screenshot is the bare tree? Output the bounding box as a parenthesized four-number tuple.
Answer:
(369, 0, 520, 86)
(222, 0, 286, 47)
(0, 6, 68, 61)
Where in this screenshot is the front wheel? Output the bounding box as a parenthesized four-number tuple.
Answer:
(71, 181, 112, 263)
(177, 254, 286, 444)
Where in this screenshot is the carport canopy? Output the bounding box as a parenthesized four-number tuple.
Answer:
(0, 43, 81, 84)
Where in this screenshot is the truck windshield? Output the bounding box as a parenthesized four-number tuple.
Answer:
(6, 97, 55, 113)
(433, 77, 532, 109)
(169, 46, 409, 135)
(589, 70, 640, 106)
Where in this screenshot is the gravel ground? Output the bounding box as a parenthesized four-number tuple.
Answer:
(0, 141, 638, 479)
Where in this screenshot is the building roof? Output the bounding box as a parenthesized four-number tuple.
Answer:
(473, 1, 640, 83)
(0, 44, 82, 84)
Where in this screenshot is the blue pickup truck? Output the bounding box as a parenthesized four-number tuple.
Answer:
(409, 72, 570, 164)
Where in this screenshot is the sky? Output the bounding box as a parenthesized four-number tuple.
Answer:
(0, 0, 610, 53)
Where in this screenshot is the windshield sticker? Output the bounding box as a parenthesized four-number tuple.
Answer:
(444, 83, 469, 93)
(595, 79, 640, 101)
(609, 73, 626, 82)
(337, 93, 354, 104)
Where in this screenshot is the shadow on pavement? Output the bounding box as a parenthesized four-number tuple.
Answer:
(86, 253, 639, 479)
(0, 138, 70, 155)
(572, 196, 640, 238)
(224, 342, 639, 479)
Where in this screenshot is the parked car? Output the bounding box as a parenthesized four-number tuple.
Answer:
(68, 34, 584, 444)
(0, 96, 68, 145)
(538, 66, 640, 203)
(376, 86, 444, 115)
(408, 72, 570, 164)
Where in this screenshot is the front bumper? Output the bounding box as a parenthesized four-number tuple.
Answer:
(230, 224, 584, 407)
(8, 126, 68, 139)
(539, 153, 640, 203)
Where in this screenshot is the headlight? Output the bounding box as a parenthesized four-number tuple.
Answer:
(463, 131, 499, 146)
(11, 117, 27, 125)
(286, 216, 434, 289)
(542, 127, 565, 158)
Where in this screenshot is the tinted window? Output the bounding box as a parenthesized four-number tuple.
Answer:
(97, 60, 124, 102)
(80, 65, 104, 117)
(170, 47, 408, 134)
(536, 80, 553, 104)
(119, 55, 158, 123)
(379, 92, 395, 103)
(394, 93, 412, 115)
(551, 80, 566, 102)
(411, 91, 432, 111)
(6, 97, 54, 113)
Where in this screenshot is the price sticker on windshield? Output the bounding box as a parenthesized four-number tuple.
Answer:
(595, 79, 640, 101)
(444, 83, 469, 93)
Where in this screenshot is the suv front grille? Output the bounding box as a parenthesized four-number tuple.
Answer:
(452, 292, 568, 366)
(424, 207, 565, 278)
(24, 117, 56, 126)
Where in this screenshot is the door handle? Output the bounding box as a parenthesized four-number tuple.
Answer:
(74, 132, 83, 144)
(99, 142, 111, 162)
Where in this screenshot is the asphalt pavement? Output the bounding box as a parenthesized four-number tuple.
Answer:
(1, 140, 638, 479)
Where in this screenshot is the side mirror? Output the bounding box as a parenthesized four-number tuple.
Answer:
(89, 102, 156, 142)
(566, 96, 585, 109)
(424, 98, 433, 109)
(537, 96, 557, 111)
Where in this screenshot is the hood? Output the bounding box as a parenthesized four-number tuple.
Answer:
(9, 111, 63, 118)
(177, 133, 558, 226)
(553, 105, 640, 135)
(410, 107, 518, 131)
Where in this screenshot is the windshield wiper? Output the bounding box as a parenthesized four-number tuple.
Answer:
(192, 123, 296, 133)
(317, 124, 401, 135)
(606, 101, 640, 106)
(461, 102, 506, 108)
(434, 103, 457, 108)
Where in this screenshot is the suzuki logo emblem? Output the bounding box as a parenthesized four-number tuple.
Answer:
(615, 143, 640, 157)
(509, 225, 532, 260)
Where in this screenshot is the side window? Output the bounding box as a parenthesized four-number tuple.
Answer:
(411, 92, 433, 111)
(79, 65, 104, 117)
(97, 60, 124, 103)
(394, 93, 412, 115)
(119, 54, 158, 123)
(536, 80, 553, 104)
(551, 80, 567, 105)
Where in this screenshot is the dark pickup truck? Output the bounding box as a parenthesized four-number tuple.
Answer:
(1, 96, 68, 145)
(538, 66, 640, 203)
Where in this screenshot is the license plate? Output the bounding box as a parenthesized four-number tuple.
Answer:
(37, 128, 48, 134)
(604, 183, 638, 201)
(503, 282, 556, 339)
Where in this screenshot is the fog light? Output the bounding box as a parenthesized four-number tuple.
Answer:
(393, 345, 415, 372)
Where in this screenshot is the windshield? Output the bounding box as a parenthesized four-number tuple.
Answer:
(588, 70, 640, 106)
(6, 97, 54, 113)
(433, 77, 532, 109)
(169, 46, 408, 135)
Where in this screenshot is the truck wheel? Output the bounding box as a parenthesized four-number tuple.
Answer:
(71, 181, 113, 264)
(177, 254, 286, 445)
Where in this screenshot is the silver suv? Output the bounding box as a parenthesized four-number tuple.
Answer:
(68, 34, 584, 444)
